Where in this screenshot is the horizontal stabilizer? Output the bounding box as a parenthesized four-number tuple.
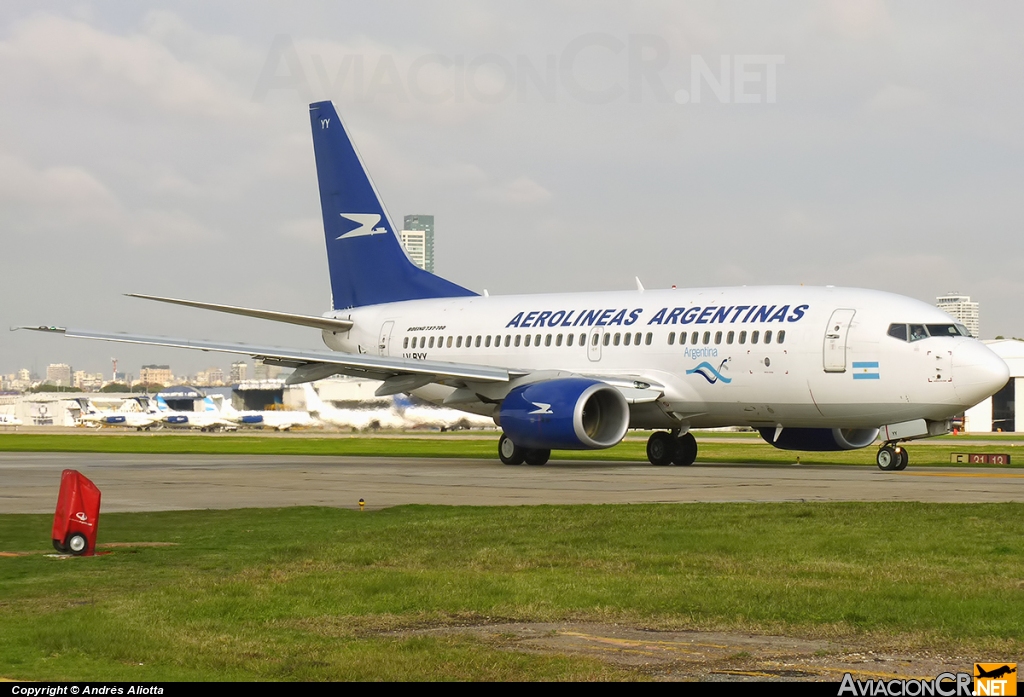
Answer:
(126, 294, 354, 333)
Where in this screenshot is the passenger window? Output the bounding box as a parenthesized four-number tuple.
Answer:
(727, 331, 734, 345)
(580, 333, 586, 346)
(429, 337, 435, 348)
(613, 333, 621, 346)
(603, 333, 611, 346)
(524, 335, 531, 347)
(403, 337, 409, 349)
(624, 332, 631, 346)
(887, 324, 908, 341)
(556, 334, 563, 346)
(909, 324, 927, 342)
(545, 334, 552, 347)
(702, 331, 710, 345)
(485, 336, 491, 347)
(592, 333, 600, 346)
(764, 330, 772, 345)
(566, 333, 574, 347)
(668, 332, 676, 345)
(514, 335, 521, 347)
(739, 331, 747, 344)
(691, 331, 699, 345)
(645, 332, 652, 346)
(714, 331, 722, 344)
(777, 330, 785, 344)
(447, 336, 453, 348)
(456, 336, 462, 348)
(751, 330, 760, 344)
(535, 334, 541, 346)
(504, 335, 511, 347)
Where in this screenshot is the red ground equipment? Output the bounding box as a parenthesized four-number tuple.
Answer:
(52, 469, 101, 556)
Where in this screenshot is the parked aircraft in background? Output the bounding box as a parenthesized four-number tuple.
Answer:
(155, 395, 236, 432)
(79, 397, 161, 430)
(215, 396, 315, 431)
(0, 413, 23, 428)
(24, 101, 1009, 469)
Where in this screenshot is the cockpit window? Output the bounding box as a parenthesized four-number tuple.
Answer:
(887, 323, 908, 341)
(889, 322, 970, 342)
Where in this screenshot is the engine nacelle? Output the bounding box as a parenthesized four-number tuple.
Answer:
(499, 378, 629, 450)
(758, 427, 879, 451)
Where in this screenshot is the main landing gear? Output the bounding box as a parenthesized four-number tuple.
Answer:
(876, 443, 908, 471)
(498, 433, 550, 466)
(646, 430, 698, 466)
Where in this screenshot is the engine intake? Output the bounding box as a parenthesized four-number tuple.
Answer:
(758, 427, 879, 451)
(499, 377, 629, 450)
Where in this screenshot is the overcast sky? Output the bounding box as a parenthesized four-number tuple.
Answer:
(2, 1, 1022, 378)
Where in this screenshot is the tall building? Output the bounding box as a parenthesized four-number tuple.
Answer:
(140, 365, 172, 385)
(402, 214, 434, 272)
(400, 229, 427, 270)
(46, 363, 72, 386)
(230, 361, 248, 383)
(936, 293, 980, 338)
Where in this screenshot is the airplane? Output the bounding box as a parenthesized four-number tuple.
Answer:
(215, 396, 316, 431)
(0, 413, 23, 429)
(21, 100, 1010, 469)
(154, 395, 237, 432)
(79, 397, 162, 430)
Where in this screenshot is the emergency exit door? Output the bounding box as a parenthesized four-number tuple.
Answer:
(378, 321, 394, 356)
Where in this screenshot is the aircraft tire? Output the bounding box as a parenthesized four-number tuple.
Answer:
(646, 432, 677, 466)
(673, 432, 698, 466)
(876, 445, 900, 471)
(499, 433, 526, 466)
(894, 448, 908, 471)
(67, 533, 88, 556)
(524, 449, 551, 466)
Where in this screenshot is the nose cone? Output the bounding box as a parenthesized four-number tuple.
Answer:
(952, 341, 1010, 407)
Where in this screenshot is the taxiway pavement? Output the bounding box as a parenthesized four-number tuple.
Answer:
(2, 452, 1022, 514)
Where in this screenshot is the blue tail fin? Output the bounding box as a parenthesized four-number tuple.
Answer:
(309, 101, 477, 310)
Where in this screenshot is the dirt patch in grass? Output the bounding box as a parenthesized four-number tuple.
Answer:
(393, 622, 986, 682)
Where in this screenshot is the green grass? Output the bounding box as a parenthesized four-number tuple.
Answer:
(2, 503, 1023, 680)
(0, 432, 1020, 466)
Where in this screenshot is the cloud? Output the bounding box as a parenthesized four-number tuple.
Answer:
(0, 12, 257, 121)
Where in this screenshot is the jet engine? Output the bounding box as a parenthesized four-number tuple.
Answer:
(758, 427, 879, 451)
(499, 377, 629, 450)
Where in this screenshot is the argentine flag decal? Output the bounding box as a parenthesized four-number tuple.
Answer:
(852, 361, 880, 380)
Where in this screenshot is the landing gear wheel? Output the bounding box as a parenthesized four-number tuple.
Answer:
(66, 533, 88, 556)
(524, 449, 551, 466)
(894, 448, 908, 471)
(673, 432, 698, 466)
(647, 432, 678, 466)
(498, 433, 525, 465)
(877, 445, 900, 471)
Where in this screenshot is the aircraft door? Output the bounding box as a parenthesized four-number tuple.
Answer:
(823, 309, 856, 373)
(378, 321, 395, 356)
(588, 327, 603, 362)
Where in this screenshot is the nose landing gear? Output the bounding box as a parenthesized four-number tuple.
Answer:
(876, 443, 908, 471)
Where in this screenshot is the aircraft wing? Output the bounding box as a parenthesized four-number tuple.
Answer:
(18, 326, 516, 386)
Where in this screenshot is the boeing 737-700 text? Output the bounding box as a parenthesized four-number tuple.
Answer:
(21, 101, 1010, 469)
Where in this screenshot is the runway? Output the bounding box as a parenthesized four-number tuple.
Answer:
(2, 452, 1023, 514)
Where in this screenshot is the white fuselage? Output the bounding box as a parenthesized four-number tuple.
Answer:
(319, 286, 1008, 431)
